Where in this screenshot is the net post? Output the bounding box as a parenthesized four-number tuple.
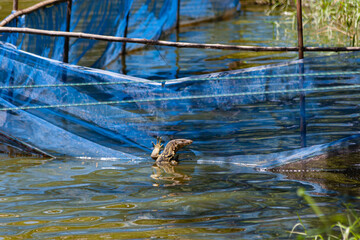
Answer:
(13, 0, 18, 11)
(63, 0, 72, 63)
(176, 0, 180, 30)
(121, 11, 130, 56)
(296, 0, 304, 59)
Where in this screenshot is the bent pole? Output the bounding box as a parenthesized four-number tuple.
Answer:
(2, 27, 360, 52)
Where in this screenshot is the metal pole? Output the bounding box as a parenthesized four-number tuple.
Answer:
(175, 0, 180, 79)
(63, 0, 72, 63)
(5, 26, 360, 52)
(296, 0, 304, 59)
(121, 10, 130, 75)
(13, 0, 18, 11)
(176, 0, 180, 30)
(121, 11, 130, 56)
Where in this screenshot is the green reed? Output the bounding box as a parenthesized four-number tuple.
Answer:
(264, 0, 360, 47)
(291, 188, 360, 240)
(301, 0, 360, 46)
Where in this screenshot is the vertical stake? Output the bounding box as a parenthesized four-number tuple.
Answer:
(121, 11, 130, 56)
(13, 0, 18, 26)
(176, 0, 180, 31)
(175, 0, 181, 80)
(296, 0, 304, 59)
(13, 0, 18, 11)
(121, 10, 130, 75)
(63, 0, 72, 63)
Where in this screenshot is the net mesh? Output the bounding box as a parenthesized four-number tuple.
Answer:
(0, 0, 359, 168)
(1, 0, 240, 68)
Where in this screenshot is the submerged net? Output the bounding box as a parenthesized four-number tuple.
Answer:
(1, 0, 360, 168)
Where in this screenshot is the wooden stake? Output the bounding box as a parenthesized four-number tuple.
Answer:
(296, 0, 304, 59)
(13, 0, 18, 11)
(176, 0, 180, 30)
(121, 11, 130, 56)
(63, 0, 72, 63)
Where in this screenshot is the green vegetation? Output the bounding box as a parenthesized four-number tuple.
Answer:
(301, 0, 360, 46)
(291, 188, 360, 239)
(266, 0, 360, 47)
(0, 0, 43, 21)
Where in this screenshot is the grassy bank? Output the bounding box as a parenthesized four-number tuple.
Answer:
(302, 0, 360, 46)
(0, 0, 42, 21)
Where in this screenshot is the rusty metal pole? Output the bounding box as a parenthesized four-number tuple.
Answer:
(13, 0, 18, 11)
(176, 0, 180, 31)
(63, 0, 72, 63)
(174, 0, 181, 83)
(121, 11, 130, 56)
(13, 0, 18, 26)
(296, 0, 304, 59)
(121, 10, 130, 75)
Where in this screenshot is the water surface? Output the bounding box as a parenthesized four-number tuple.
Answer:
(1, 155, 358, 239)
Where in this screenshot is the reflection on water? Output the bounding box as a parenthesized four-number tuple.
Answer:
(104, 5, 337, 80)
(105, 9, 300, 79)
(0, 153, 358, 239)
(151, 162, 192, 187)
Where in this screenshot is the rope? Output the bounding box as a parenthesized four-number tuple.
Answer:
(1, 83, 360, 111)
(1, 70, 360, 90)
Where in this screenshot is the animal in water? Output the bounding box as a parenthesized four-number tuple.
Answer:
(151, 137, 193, 165)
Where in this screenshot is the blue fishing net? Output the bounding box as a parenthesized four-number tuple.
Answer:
(3, 1, 68, 61)
(1, 0, 240, 68)
(1, 0, 360, 168)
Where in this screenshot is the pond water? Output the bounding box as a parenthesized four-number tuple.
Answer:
(1, 155, 359, 239)
(1, 1, 360, 239)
